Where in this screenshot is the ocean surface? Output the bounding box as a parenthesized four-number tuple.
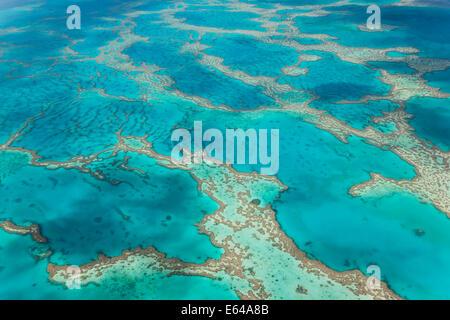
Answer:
(0, 0, 449, 299)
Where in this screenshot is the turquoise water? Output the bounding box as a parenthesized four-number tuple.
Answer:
(276, 189, 450, 300)
(174, 8, 266, 31)
(0, 161, 222, 265)
(1, 0, 450, 300)
(202, 34, 299, 77)
(0, 230, 235, 299)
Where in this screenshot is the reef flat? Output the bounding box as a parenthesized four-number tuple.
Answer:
(46, 132, 398, 299)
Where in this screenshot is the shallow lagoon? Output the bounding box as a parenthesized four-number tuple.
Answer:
(0, 231, 235, 299)
(0, 159, 222, 265)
